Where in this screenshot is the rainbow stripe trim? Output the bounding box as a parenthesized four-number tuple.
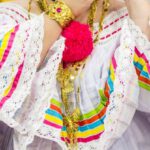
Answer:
(44, 55, 116, 143)
(0, 25, 19, 69)
(0, 25, 25, 108)
(134, 47, 150, 91)
(101, 54, 117, 102)
(44, 98, 63, 129)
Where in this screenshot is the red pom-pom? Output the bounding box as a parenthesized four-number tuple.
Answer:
(62, 21, 93, 63)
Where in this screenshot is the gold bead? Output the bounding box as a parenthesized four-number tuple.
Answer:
(70, 75, 75, 81)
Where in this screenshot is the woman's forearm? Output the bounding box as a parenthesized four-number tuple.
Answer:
(39, 15, 62, 67)
(125, 0, 150, 40)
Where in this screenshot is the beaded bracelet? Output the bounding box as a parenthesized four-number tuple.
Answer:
(46, 1, 75, 28)
(28, 0, 75, 28)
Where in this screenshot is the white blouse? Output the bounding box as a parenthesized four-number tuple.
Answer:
(0, 2, 150, 150)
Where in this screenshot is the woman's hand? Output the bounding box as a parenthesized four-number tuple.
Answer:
(64, 0, 94, 17)
(125, 0, 150, 40)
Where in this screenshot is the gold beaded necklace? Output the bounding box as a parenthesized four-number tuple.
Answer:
(56, 1, 110, 148)
(57, 60, 87, 149)
(88, 0, 110, 43)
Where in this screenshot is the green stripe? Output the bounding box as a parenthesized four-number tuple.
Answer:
(51, 98, 62, 107)
(139, 81, 150, 91)
(99, 89, 107, 101)
(80, 103, 104, 120)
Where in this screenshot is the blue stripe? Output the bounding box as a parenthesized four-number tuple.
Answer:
(45, 109, 62, 120)
(0, 40, 2, 47)
(134, 62, 143, 71)
(141, 70, 150, 79)
(134, 62, 150, 79)
(107, 77, 114, 93)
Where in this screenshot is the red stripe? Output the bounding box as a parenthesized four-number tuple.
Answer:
(78, 131, 104, 143)
(114, 18, 119, 22)
(103, 13, 128, 29)
(118, 28, 121, 31)
(112, 55, 117, 69)
(61, 131, 104, 143)
(78, 107, 107, 126)
(0, 7, 28, 20)
(104, 83, 110, 98)
(134, 47, 141, 57)
(139, 76, 150, 85)
(112, 31, 117, 35)
(135, 67, 141, 76)
(43, 120, 62, 129)
(100, 28, 122, 40)
(0, 12, 18, 24)
(106, 34, 111, 38)
(50, 104, 62, 114)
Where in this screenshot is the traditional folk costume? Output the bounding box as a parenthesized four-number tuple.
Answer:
(0, 1, 150, 150)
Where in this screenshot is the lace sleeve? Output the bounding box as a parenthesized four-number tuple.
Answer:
(127, 18, 150, 113)
(0, 15, 44, 127)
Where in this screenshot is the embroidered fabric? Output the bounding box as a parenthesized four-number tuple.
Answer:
(0, 1, 64, 143)
(0, 2, 150, 150)
(0, 3, 66, 149)
(0, 15, 44, 128)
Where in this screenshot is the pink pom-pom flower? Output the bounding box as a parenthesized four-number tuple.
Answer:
(62, 21, 93, 63)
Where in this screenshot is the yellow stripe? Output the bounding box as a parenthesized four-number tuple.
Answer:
(0, 29, 14, 61)
(61, 124, 104, 138)
(110, 74, 115, 81)
(134, 54, 148, 73)
(45, 114, 63, 126)
(3, 78, 14, 96)
(138, 58, 146, 66)
(134, 54, 139, 62)
(143, 65, 148, 73)
(110, 63, 115, 81)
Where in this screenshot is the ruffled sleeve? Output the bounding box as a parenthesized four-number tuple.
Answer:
(0, 10, 66, 130)
(99, 18, 150, 149)
(97, 18, 140, 149)
(0, 15, 44, 126)
(127, 19, 150, 113)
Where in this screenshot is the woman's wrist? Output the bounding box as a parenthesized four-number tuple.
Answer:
(36, 0, 75, 28)
(47, 1, 75, 28)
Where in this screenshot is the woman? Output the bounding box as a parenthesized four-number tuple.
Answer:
(0, 0, 150, 150)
